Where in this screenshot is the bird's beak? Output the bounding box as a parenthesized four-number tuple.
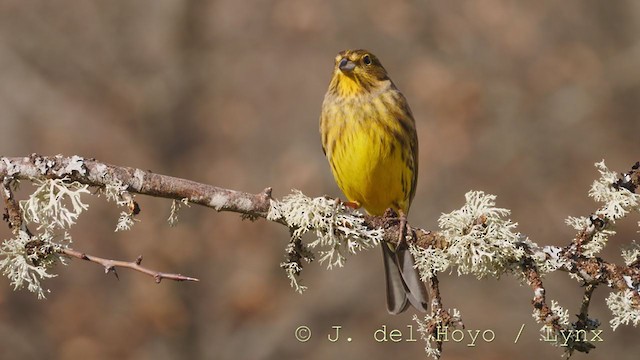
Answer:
(338, 57, 356, 72)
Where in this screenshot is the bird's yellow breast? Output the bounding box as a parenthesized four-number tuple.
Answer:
(322, 96, 413, 216)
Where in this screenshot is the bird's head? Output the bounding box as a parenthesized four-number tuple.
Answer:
(328, 49, 390, 97)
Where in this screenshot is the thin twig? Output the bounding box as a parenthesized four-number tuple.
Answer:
(59, 247, 199, 283)
(424, 275, 463, 358)
(523, 259, 561, 329)
(579, 284, 596, 317)
(427, 276, 445, 356)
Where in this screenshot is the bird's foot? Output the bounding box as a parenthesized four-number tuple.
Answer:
(398, 210, 408, 249)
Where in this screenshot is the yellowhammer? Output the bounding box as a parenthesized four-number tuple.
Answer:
(320, 49, 428, 314)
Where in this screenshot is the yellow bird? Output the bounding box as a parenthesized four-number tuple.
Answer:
(320, 49, 428, 314)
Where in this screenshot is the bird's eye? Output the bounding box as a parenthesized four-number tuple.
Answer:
(362, 55, 372, 65)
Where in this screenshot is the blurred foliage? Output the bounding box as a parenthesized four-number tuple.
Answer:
(1, 1, 640, 359)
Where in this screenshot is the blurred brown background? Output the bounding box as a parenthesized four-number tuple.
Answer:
(0, 0, 639, 359)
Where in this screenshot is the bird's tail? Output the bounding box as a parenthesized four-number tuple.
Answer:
(382, 243, 429, 314)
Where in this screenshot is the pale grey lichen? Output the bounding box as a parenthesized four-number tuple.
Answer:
(281, 262, 307, 294)
(590, 160, 640, 221)
(0, 231, 58, 299)
(270, 190, 383, 268)
(538, 299, 570, 329)
(115, 212, 136, 232)
(102, 180, 138, 231)
(209, 193, 227, 211)
(34, 155, 55, 175)
(281, 240, 310, 294)
(168, 198, 190, 227)
(268, 190, 383, 292)
(235, 197, 253, 212)
(564, 216, 615, 257)
(1, 157, 20, 176)
(20, 178, 89, 230)
(410, 244, 449, 280)
(562, 162, 640, 331)
(528, 245, 572, 276)
(102, 179, 127, 203)
(0, 178, 88, 298)
(564, 215, 589, 231)
(607, 290, 640, 330)
(552, 300, 571, 326)
(561, 161, 640, 267)
(413, 191, 525, 280)
(621, 241, 640, 266)
(413, 309, 462, 359)
(535, 300, 570, 347)
(131, 168, 146, 190)
(63, 155, 87, 176)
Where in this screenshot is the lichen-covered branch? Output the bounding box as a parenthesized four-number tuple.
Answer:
(0, 154, 274, 219)
(2, 154, 640, 359)
(0, 155, 212, 291)
(413, 275, 463, 358)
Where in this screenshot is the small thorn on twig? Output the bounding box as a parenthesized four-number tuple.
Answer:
(105, 266, 119, 280)
(58, 247, 198, 284)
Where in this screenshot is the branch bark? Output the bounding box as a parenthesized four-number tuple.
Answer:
(0, 154, 273, 219)
(60, 248, 199, 283)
